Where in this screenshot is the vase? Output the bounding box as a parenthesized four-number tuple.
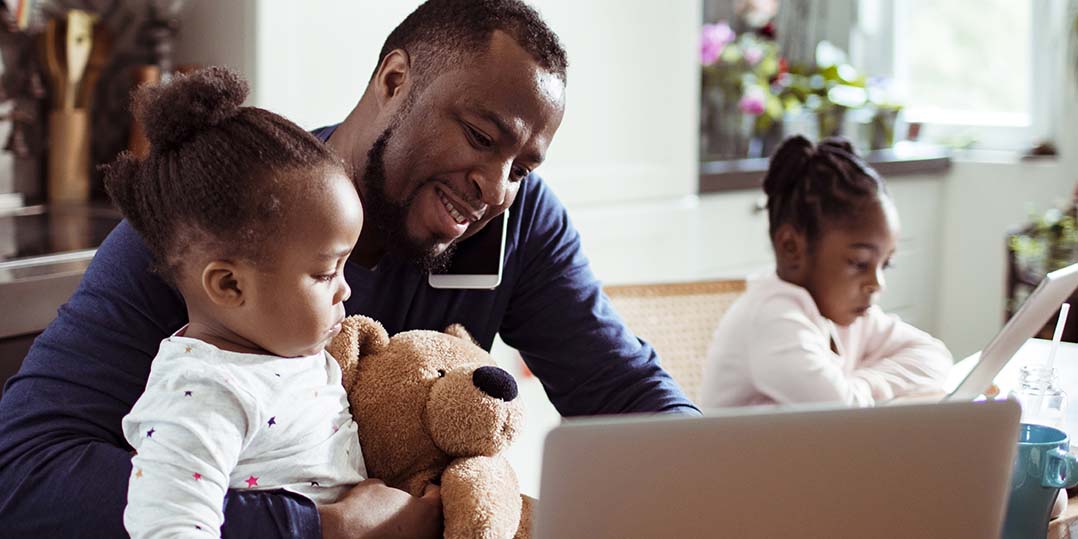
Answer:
(701, 86, 751, 160)
(816, 105, 847, 139)
(870, 108, 900, 150)
(748, 120, 784, 158)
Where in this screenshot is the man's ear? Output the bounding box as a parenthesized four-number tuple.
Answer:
(371, 49, 412, 110)
(773, 224, 807, 272)
(201, 260, 246, 308)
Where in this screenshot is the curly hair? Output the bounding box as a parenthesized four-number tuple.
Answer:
(762, 135, 889, 246)
(376, 0, 569, 89)
(102, 66, 345, 283)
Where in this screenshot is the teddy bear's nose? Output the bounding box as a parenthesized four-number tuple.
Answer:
(472, 366, 518, 402)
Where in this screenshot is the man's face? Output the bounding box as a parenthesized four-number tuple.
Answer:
(362, 31, 566, 269)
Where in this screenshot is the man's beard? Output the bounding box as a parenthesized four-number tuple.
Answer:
(361, 127, 458, 272)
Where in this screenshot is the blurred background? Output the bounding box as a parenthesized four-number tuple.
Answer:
(2, 0, 1078, 493)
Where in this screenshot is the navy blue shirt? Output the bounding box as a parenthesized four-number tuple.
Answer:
(0, 124, 697, 537)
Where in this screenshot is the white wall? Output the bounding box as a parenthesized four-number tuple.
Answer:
(935, 159, 1074, 360)
(173, 1, 256, 100)
(176, 0, 700, 208)
(251, 1, 419, 130)
(526, 0, 700, 205)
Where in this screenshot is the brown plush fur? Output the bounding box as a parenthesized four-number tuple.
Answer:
(327, 315, 532, 539)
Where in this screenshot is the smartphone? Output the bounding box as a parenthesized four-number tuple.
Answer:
(428, 209, 508, 289)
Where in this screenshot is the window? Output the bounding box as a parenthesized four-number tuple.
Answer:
(855, 0, 1064, 151)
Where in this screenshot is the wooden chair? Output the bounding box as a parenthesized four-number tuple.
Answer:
(604, 279, 747, 403)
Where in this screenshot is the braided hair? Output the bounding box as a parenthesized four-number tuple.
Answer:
(103, 67, 345, 283)
(762, 135, 889, 247)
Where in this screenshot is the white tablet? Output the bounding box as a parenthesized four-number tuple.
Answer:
(428, 209, 508, 290)
(947, 261, 1078, 400)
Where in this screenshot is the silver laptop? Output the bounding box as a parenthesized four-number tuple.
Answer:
(535, 400, 1020, 539)
(947, 261, 1078, 400)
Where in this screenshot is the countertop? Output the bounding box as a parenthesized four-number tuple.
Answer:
(700, 142, 952, 193)
(0, 203, 122, 339)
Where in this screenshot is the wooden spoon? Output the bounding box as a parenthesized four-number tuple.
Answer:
(76, 23, 111, 109)
(41, 18, 65, 109)
(63, 10, 95, 110)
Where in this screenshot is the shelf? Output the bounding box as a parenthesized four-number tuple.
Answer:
(700, 143, 952, 193)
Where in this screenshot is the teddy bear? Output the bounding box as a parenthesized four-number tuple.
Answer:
(327, 314, 533, 539)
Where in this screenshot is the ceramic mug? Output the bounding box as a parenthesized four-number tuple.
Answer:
(1003, 423, 1078, 539)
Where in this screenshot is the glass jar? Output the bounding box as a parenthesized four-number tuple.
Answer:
(1009, 365, 1068, 430)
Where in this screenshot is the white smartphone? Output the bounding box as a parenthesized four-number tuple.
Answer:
(428, 209, 508, 290)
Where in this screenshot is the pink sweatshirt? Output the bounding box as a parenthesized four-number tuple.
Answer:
(699, 272, 953, 408)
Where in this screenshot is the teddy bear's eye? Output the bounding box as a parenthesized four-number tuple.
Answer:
(437, 369, 446, 378)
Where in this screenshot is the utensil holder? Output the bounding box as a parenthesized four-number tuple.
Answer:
(46, 108, 91, 204)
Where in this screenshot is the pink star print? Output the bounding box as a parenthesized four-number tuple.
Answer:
(193, 472, 202, 480)
(245, 475, 259, 488)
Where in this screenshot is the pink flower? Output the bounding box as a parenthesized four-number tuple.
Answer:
(739, 87, 767, 116)
(743, 45, 764, 66)
(701, 21, 735, 65)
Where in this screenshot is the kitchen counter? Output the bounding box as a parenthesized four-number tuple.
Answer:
(0, 203, 121, 339)
(700, 142, 952, 193)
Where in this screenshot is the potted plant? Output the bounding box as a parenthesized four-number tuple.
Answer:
(700, 20, 794, 159)
(1007, 197, 1078, 340)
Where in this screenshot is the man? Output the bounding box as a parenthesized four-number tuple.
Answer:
(0, 1, 698, 537)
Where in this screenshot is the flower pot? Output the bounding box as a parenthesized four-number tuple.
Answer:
(816, 106, 846, 139)
(701, 87, 751, 160)
(870, 108, 900, 150)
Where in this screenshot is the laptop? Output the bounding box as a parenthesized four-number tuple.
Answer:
(947, 261, 1078, 400)
(535, 400, 1020, 539)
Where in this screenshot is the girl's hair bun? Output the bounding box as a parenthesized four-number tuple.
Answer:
(816, 136, 855, 155)
(763, 134, 814, 199)
(132, 66, 249, 152)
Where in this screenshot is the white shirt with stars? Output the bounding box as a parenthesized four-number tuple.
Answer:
(122, 332, 365, 538)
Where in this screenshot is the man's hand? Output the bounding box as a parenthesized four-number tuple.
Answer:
(319, 479, 442, 539)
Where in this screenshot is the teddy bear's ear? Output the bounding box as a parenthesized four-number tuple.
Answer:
(328, 316, 362, 393)
(352, 315, 390, 356)
(443, 323, 478, 346)
(329, 315, 389, 365)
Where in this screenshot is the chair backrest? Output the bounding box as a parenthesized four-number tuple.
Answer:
(604, 279, 746, 403)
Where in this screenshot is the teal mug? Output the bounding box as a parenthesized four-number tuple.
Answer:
(1003, 423, 1078, 539)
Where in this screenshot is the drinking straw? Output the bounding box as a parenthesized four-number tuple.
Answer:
(1045, 303, 1071, 372)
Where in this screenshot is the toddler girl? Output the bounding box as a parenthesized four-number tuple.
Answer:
(700, 135, 952, 408)
(106, 67, 366, 537)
